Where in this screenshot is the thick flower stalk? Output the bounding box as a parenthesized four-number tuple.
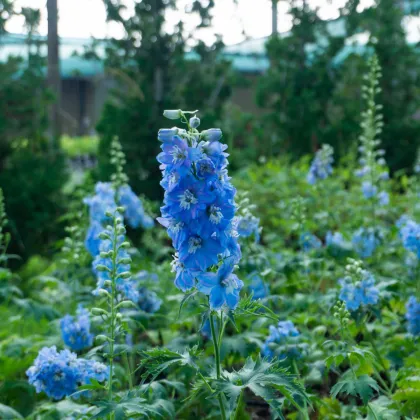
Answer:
(26, 346, 107, 400)
(157, 111, 242, 309)
(92, 207, 135, 405)
(307, 144, 334, 185)
(356, 54, 389, 209)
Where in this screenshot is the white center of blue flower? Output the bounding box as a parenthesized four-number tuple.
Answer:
(221, 275, 239, 293)
(209, 205, 223, 224)
(179, 189, 198, 210)
(188, 237, 202, 254)
(170, 145, 186, 163)
(169, 220, 184, 233)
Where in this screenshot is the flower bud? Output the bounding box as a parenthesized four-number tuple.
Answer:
(91, 308, 109, 316)
(117, 271, 131, 279)
(189, 116, 200, 128)
(201, 128, 222, 142)
(99, 232, 111, 240)
(96, 334, 111, 343)
(163, 109, 182, 120)
(116, 206, 125, 214)
(95, 264, 110, 272)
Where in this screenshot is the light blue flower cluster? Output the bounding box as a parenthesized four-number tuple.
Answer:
(132, 271, 162, 313)
(326, 231, 344, 248)
(84, 182, 153, 257)
(26, 346, 108, 400)
(261, 321, 300, 360)
(406, 296, 420, 336)
(248, 272, 269, 300)
(398, 217, 420, 259)
(237, 214, 260, 242)
(60, 305, 94, 351)
(307, 144, 334, 185)
(339, 271, 379, 311)
(352, 227, 381, 258)
(92, 219, 136, 300)
(157, 113, 242, 310)
(300, 232, 322, 252)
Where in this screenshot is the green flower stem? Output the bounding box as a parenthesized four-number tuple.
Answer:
(233, 389, 243, 420)
(210, 312, 227, 420)
(108, 216, 118, 416)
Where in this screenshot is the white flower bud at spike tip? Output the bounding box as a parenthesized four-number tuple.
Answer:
(163, 109, 182, 120)
(189, 115, 200, 128)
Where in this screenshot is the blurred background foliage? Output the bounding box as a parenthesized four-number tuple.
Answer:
(0, 0, 419, 262)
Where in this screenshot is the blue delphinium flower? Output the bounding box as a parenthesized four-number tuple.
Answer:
(26, 346, 108, 400)
(326, 231, 344, 248)
(197, 257, 243, 310)
(119, 184, 154, 229)
(132, 271, 162, 313)
(378, 190, 389, 206)
(157, 113, 242, 309)
(248, 272, 269, 300)
(339, 271, 379, 311)
(84, 182, 153, 257)
(399, 218, 420, 259)
(362, 181, 377, 199)
(406, 296, 420, 336)
(307, 144, 334, 185)
(237, 214, 260, 242)
(300, 232, 322, 252)
(352, 227, 381, 258)
(60, 305, 94, 351)
(261, 321, 300, 360)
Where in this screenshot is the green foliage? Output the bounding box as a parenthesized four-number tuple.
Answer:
(60, 135, 99, 158)
(213, 356, 309, 419)
(331, 373, 379, 405)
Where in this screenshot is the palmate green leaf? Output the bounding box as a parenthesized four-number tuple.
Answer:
(331, 373, 379, 405)
(367, 396, 400, 420)
(213, 355, 309, 419)
(138, 346, 202, 382)
(0, 403, 24, 419)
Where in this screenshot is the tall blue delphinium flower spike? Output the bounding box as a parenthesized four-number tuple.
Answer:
(326, 231, 344, 248)
(399, 217, 420, 259)
(26, 346, 108, 400)
(338, 259, 379, 311)
(356, 54, 389, 208)
(157, 112, 242, 310)
(406, 296, 420, 336)
(307, 144, 334, 185)
(352, 227, 381, 258)
(132, 271, 162, 313)
(248, 272, 269, 300)
(261, 321, 300, 360)
(60, 305, 94, 351)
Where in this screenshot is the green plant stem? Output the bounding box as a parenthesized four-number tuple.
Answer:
(108, 217, 118, 419)
(210, 313, 227, 420)
(233, 390, 243, 420)
(124, 352, 133, 390)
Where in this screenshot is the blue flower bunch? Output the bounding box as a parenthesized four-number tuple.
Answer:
(26, 346, 108, 400)
(307, 144, 334, 185)
(84, 182, 153, 257)
(157, 111, 242, 310)
(355, 54, 389, 207)
(398, 217, 420, 259)
(60, 305, 94, 351)
(338, 259, 379, 311)
(247, 271, 269, 300)
(261, 320, 300, 360)
(300, 232, 322, 252)
(132, 271, 162, 313)
(406, 296, 420, 336)
(352, 227, 382, 258)
(326, 231, 345, 248)
(236, 192, 261, 242)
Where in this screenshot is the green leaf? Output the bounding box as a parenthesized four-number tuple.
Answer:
(138, 346, 202, 382)
(235, 294, 279, 322)
(0, 404, 23, 419)
(331, 373, 379, 405)
(177, 290, 198, 319)
(212, 355, 309, 418)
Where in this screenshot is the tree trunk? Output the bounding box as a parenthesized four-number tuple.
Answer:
(47, 0, 61, 150)
(272, 0, 278, 35)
